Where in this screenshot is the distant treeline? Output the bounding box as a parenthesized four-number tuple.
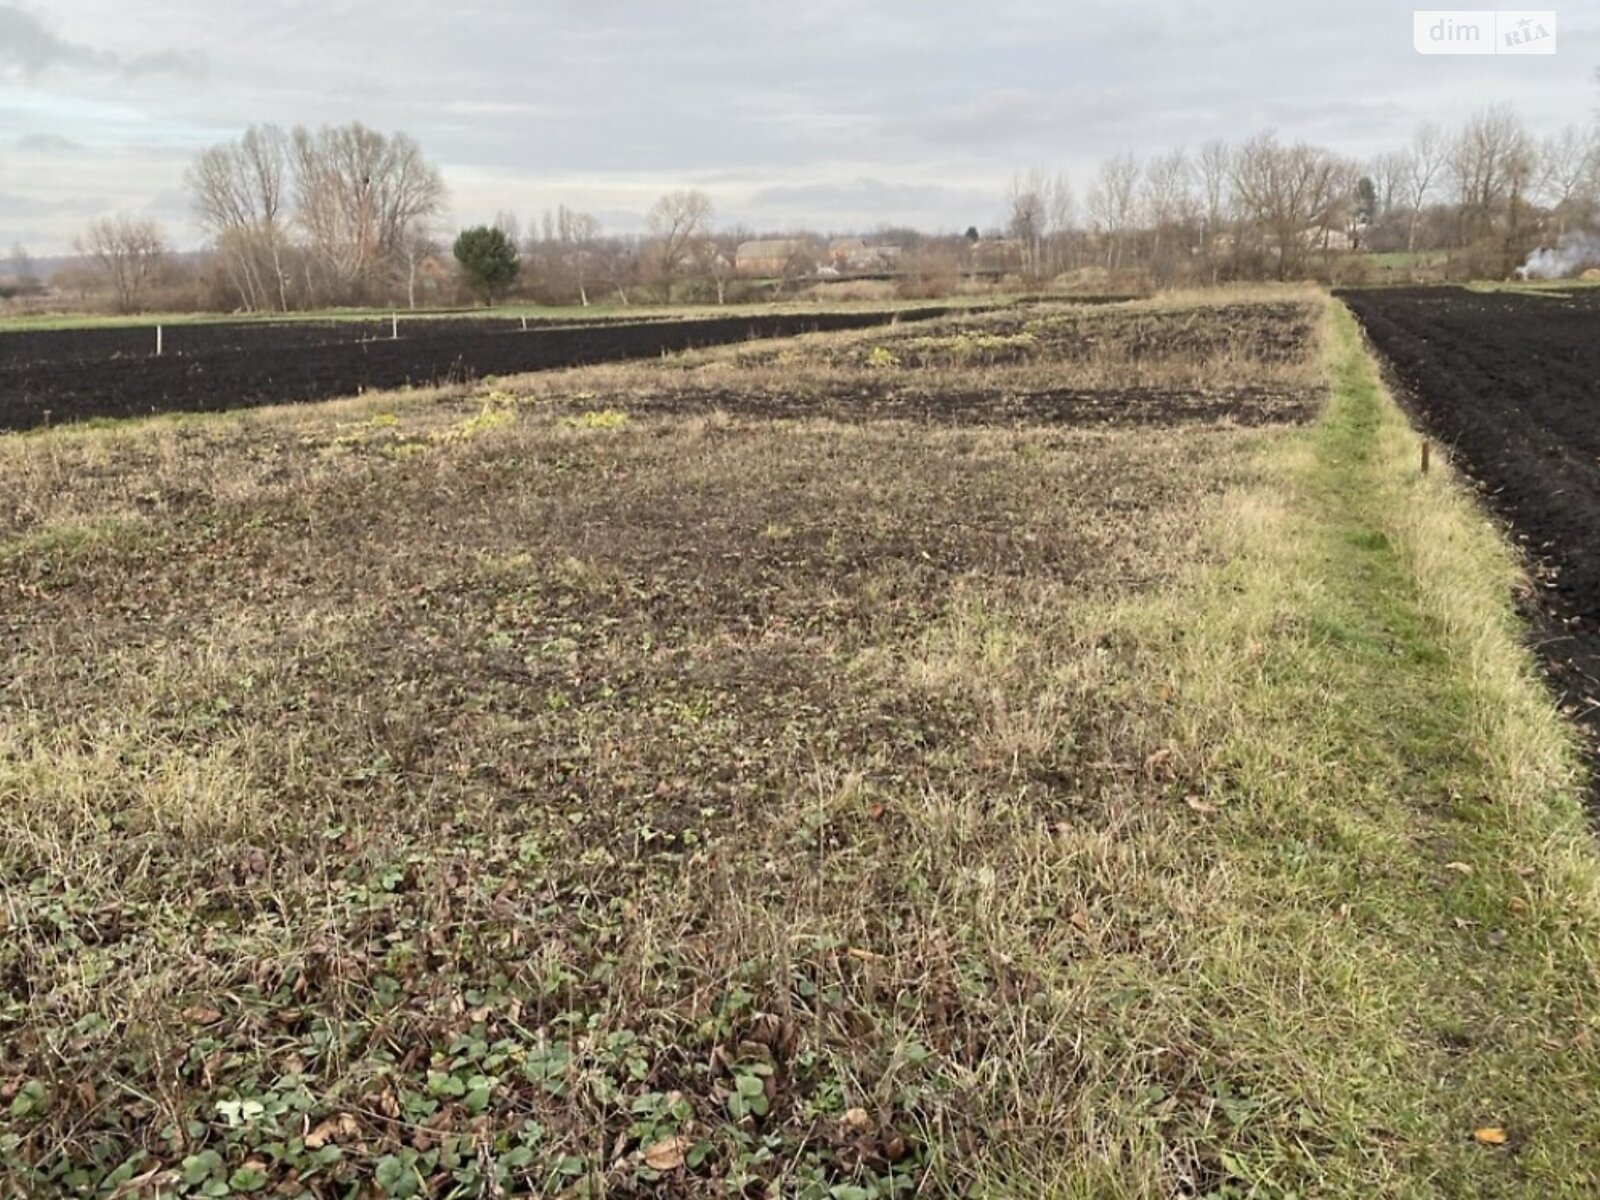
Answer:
(9, 99, 1597, 315)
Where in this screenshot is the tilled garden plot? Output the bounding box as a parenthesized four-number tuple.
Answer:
(1341, 286, 1600, 764)
(583, 298, 1326, 429)
(0, 299, 1301, 1194)
(0, 309, 950, 432)
(0, 315, 659, 372)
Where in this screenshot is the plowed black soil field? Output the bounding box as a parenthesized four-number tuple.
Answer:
(0, 314, 678, 372)
(0, 309, 948, 432)
(1342, 286, 1600, 768)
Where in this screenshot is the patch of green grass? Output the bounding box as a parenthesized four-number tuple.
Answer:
(1466, 278, 1600, 297)
(0, 295, 1005, 334)
(561, 408, 630, 431)
(1118, 301, 1600, 1197)
(1366, 251, 1450, 270)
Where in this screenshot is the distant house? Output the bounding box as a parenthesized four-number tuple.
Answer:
(967, 237, 1024, 274)
(828, 237, 868, 268)
(1299, 227, 1359, 252)
(826, 239, 903, 273)
(735, 239, 815, 275)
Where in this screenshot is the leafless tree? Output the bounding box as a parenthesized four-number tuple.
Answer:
(6, 242, 35, 287)
(647, 190, 714, 301)
(556, 206, 602, 306)
(1087, 154, 1140, 271)
(400, 225, 443, 310)
(693, 234, 740, 304)
(291, 123, 447, 304)
(1003, 169, 1073, 280)
(1196, 139, 1233, 281)
(494, 211, 523, 248)
(1324, 159, 1365, 255)
(1229, 134, 1343, 279)
(599, 238, 639, 306)
(1401, 124, 1447, 253)
(1006, 170, 1049, 280)
(776, 238, 820, 298)
(1142, 149, 1193, 280)
(75, 216, 169, 313)
(1448, 105, 1533, 245)
(1537, 125, 1600, 237)
(1369, 150, 1410, 221)
(187, 125, 294, 312)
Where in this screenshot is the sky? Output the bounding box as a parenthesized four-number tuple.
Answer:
(1, 0, 1597, 255)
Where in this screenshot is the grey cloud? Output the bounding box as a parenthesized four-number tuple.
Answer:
(0, 191, 107, 219)
(0, 3, 203, 80)
(123, 49, 207, 79)
(0, 4, 109, 76)
(5, 0, 1598, 254)
(748, 179, 994, 216)
(16, 132, 84, 153)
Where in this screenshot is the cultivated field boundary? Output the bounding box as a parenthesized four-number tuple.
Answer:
(1112, 298, 1600, 1195)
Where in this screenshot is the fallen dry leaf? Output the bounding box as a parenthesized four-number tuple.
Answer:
(304, 1113, 359, 1149)
(1473, 1127, 1508, 1146)
(1184, 796, 1218, 816)
(842, 1107, 872, 1133)
(1444, 862, 1474, 876)
(641, 1135, 693, 1172)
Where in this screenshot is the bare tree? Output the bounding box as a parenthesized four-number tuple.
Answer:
(75, 216, 168, 312)
(1369, 150, 1410, 221)
(556, 206, 602, 306)
(646, 190, 714, 301)
(1538, 124, 1600, 237)
(291, 123, 447, 304)
(187, 125, 294, 312)
(494, 211, 523, 249)
(1006, 170, 1049, 280)
(1087, 154, 1140, 271)
(694, 234, 739, 304)
(1142, 149, 1193, 280)
(1042, 172, 1075, 275)
(1002, 170, 1073, 280)
(774, 238, 819, 298)
(6, 242, 36, 288)
(1401, 123, 1447, 253)
(189, 122, 445, 309)
(1229, 134, 1343, 279)
(1197, 139, 1233, 282)
(400, 225, 443, 310)
(1448, 105, 1533, 246)
(599, 238, 639, 306)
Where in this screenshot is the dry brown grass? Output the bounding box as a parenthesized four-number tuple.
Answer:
(4, 296, 1598, 1198)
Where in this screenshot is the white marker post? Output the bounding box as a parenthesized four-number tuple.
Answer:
(156, 325, 163, 357)
(392, 313, 399, 340)
(521, 315, 528, 332)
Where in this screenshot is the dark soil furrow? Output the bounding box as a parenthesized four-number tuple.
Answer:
(1341, 285, 1600, 783)
(0, 309, 952, 431)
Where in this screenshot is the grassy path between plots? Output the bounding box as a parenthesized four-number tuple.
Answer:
(1081, 299, 1600, 1197)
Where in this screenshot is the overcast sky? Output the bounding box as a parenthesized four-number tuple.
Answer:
(1, 0, 1596, 254)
